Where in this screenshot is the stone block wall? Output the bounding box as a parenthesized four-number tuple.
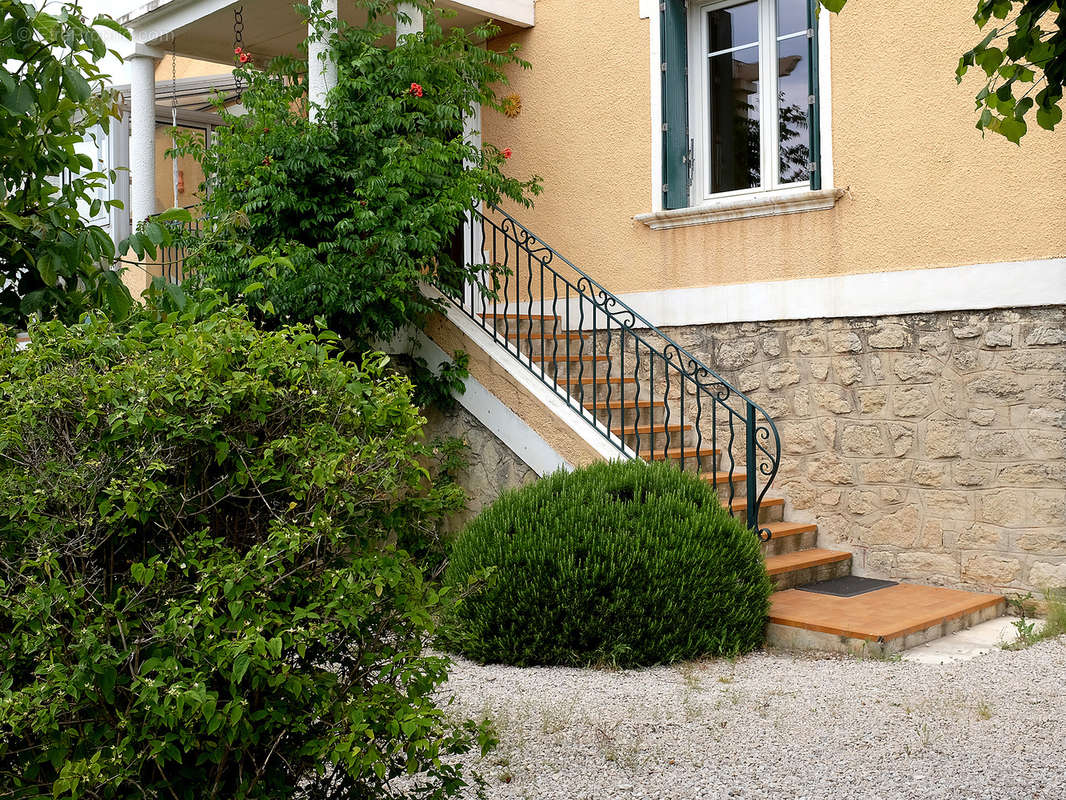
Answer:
(664, 306, 1066, 596)
(423, 406, 538, 532)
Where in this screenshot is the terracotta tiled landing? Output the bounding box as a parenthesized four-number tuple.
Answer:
(769, 583, 1006, 644)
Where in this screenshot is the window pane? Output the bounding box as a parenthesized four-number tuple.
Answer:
(708, 1, 759, 53)
(708, 44, 760, 193)
(776, 0, 807, 37)
(777, 35, 810, 183)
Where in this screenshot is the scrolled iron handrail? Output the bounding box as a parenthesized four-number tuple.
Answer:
(457, 204, 782, 538)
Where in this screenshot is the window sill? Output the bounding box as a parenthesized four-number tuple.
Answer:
(634, 187, 845, 230)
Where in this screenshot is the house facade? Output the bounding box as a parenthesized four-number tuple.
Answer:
(115, 0, 1065, 610)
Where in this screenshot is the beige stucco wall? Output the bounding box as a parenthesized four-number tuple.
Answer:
(154, 126, 206, 212)
(154, 55, 231, 82)
(483, 0, 1066, 295)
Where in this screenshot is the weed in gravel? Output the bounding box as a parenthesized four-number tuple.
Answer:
(681, 694, 704, 722)
(539, 699, 576, 735)
(678, 662, 704, 690)
(475, 703, 528, 750)
(1004, 590, 1066, 649)
(594, 721, 644, 773)
(976, 701, 993, 720)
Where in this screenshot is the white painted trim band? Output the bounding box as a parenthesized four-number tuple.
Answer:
(634, 187, 844, 229)
(411, 331, 570, 477)
(614, 258, 1066, 328)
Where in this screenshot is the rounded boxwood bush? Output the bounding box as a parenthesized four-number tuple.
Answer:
(440, 460, 772, 667)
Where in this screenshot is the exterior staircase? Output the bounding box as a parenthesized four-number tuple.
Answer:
(459, 207, 1005, 658)
(480, 308, 1006, 657)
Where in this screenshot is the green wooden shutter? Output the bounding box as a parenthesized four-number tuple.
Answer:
(806, 0, 822, 190)
(661, 0, 690, 209)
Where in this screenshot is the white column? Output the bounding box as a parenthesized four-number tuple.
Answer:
(396, 2, 424, 39)
(462, 102, 484, 310)
(308, 0, 339, 121)
(109, 109, 131, 245)
(129, 51, 159, 226)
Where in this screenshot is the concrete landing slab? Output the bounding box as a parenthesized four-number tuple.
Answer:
(901, 616, 1039, 664)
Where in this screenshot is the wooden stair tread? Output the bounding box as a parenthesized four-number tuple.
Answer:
(701, 470, 747, 486)
(610, 422, 692, 435)
(603, 398, 663, 409)
(761, 520, 818, 539)
(769, 584, 1006, 642)
(531, 354, 607, 363)
(571, 375, 636, 385)
(728, 496, 783, 512)
(507, 331, 585, 340)
(646, 446, 719, 460)
(764, 548, 851, 576)
(481, 312, 559, 321)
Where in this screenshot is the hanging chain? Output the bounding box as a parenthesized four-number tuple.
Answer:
(233, 6, 245, 100)
(170, 39, 178, 115)
(171, 38, 180, 207)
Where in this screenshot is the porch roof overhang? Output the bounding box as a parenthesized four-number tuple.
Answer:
(119, 0, 534, 65)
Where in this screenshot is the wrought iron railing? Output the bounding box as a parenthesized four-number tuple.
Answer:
(156, 205, 203, 284)
(455, 205, 781, 538)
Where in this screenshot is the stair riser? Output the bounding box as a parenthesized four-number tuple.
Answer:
(485, 318, 569, 337)
(631, 439, 704, 459)
(645, 454, 722, 473)
(728, 502, 784, 526)
(770, 557, 852, 591)
(766, 599, 1007, 657)
(529, 357, 610, 372)
(761, 529, 818, 558)
(593, 406, 676, 426)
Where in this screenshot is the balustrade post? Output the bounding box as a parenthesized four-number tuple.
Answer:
(745, 402, 758, 531)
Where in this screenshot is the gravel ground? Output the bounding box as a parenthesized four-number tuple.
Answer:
(441, 638, 1066, 800)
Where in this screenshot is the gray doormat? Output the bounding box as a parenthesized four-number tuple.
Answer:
(797, 576, 899, 598)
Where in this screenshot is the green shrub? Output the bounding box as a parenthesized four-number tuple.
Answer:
(0, 306, 487, 799)
(440, 461, 772, 668)
(171, 0, 540, 352)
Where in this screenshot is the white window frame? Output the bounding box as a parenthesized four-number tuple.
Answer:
(645, 1, 833, 218)
(689, 0, 809, 204)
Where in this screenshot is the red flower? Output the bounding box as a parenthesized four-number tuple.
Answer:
(502, 147, 512, 159)
(409, 82, 424, 97)
(262, 156, 272, 165)
(234, 46, 243, 55)
(239, 52, 251, 64)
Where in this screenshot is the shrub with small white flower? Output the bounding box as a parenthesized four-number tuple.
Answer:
(0, 304, 485, 799)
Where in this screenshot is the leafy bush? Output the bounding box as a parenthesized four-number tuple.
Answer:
(440, 461, 772, 668)
(172, 0, 540, 352)
(0, 1, 201, 329)
(0, 306, 487, 799)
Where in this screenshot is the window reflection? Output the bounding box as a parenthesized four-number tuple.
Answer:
(707, 3, 761, 194)
(777, 35, 809, 183)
